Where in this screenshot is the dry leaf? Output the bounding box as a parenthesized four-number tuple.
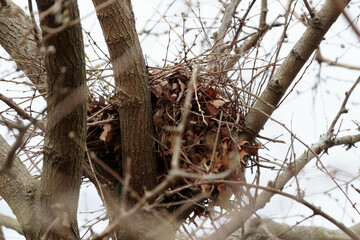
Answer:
(100, 123, 113, 142)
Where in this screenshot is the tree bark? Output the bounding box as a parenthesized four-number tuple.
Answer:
(0, 1, 46, 91)
(228, 218, 360, 240)
(0, 135, 38, 238)
(91, 0, 157, 201)
(34, 0, 87, 238)
(91, 1, 161, 239)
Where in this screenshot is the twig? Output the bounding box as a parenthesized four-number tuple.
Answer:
(303, 0, 314, 18)
(0, 93, 46, 132)
(327, 76, 360, 135)
(316, 50, 360, 71)
(170, 63, 198, 169)
(234, 182, 359, 240)
(87, 118, 118, 127)
(334, 0, 360, 39)
(209, 111, 223, 171)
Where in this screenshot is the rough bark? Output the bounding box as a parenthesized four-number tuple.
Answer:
(91, 0, 157, 200)
(91, 1, 161, 239)
(0, 135, 37, 238)
(0, 1, 46, 91)
(34, 0, 87, 239)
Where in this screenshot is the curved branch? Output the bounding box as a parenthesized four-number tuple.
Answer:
(0, 135, 36, 237)
(0, 213, 23, 235)
(0, 0, 46, 91)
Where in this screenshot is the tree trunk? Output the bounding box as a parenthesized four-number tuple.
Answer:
(91, 0, 157, 201)
(34, 0, 87, 238)
(91, 1, 164, 239)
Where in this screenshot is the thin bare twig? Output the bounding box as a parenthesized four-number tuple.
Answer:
(303, 0, 314, 18)
(316, 50, 360, 71)
(327, 76, 360, 135)
(170, 63, 198, 169)
(0, 93, 46, 132)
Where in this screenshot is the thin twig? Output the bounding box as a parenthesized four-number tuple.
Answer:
(0, 93, 46, 132)
(170, 63, 198, 169)
(327, 76, 360, 135)
(303, 0, 315, 18)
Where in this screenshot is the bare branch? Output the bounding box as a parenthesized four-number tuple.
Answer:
(0, 0, 46, 91)
(327, 76, 360, 135)
(303, 0, 315, 18)
(232, 218, 360, 240)
(0, 93, 46, 132)
(241, 0, 350, 140)
(204, 133, 360, 239)
(214, 0, 241, 46)
(0, 213, 23, 235)
(316, 50, 360, 70)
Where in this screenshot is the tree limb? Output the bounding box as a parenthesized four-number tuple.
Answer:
(0, 213, 23, 235)
(241, 0, 350, 140)
(0, 0, 46, 92)
(35, 0, 87, 238)
(204, 133, 360, 240)
(214, 0, 241, 46)
(0, 134, 36, 237)
(229, 218, 360, 240)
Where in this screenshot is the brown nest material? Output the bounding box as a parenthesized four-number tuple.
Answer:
(85, 62, 260, 209)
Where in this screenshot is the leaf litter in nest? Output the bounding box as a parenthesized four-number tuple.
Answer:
(148, 63, 261, 213)
(85, 63, 263, 219)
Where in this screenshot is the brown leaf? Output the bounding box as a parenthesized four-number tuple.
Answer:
(210, 99, 225, 108)
(206, 102, 219, 116)
(153, 108, 164, 126)
(206, 100, 225, 116)
(100, 123, 114, 143)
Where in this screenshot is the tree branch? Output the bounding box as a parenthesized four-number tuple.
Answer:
(35, 0, 87, 238)
(214, 0, 241, 46)
(0, 93, 46, 132)
(204, 133, 360, 239)
(316, 49, 360, 71)
(241, 0, 350, 140)
(0, 213, 23, 235)
(230, 218, 360, 240)
(0, 0, 46, 92)
(0, 134, 36, 237)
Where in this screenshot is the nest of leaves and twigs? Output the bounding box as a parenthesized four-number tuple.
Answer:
(85, 61, 261, 212)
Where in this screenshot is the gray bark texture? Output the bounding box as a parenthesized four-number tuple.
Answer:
(227, 218, 360, 240)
